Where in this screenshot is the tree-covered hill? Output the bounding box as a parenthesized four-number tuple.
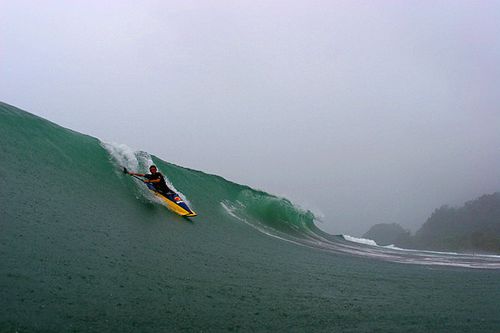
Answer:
(415, 193, 500, 253)
(362, 223, 412, 247)
(363, 193, 500, 253)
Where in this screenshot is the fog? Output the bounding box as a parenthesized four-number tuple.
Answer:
(1, 1, 499, 235)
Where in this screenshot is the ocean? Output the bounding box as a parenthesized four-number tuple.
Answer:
(1, 101, 499, 332)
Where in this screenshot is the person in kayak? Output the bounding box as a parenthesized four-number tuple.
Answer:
(127, 165, 174, 196)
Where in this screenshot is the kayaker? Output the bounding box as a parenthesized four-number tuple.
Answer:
(127, 165, 174, 196)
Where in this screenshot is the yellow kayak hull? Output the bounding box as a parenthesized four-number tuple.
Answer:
(150, 190, 197, 217)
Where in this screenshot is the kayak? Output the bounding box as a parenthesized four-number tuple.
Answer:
(123, 167, 197, 217)
(145, 183, 197, 217)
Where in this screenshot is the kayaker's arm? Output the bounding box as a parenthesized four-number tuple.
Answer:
(128, 172, 160, 183)
(123, 168, 149, 182)
(128, 172, 146, 177)
(123, 167, 162, 184)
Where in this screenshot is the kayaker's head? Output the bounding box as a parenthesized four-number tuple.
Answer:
(149, 165, 158, 174)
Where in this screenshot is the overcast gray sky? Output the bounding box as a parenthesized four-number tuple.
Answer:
(1, 0, 499, 235)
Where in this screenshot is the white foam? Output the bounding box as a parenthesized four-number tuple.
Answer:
(102, 141, 142, 171)
(342, 235, 378, 246)
(101, 141, 189, 204)
(384, 244, 500, 258)
(221, 203, 500, 269)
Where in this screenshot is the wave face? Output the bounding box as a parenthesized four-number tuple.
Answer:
(103, 142, 500, 269)
(1, 102, 500, 332)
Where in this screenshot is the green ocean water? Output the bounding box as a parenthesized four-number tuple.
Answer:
(1, 101, 499, 332)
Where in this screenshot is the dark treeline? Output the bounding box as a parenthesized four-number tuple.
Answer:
(363, 192, 500, 254)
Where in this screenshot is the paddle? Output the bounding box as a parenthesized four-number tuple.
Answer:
(123, 167, 146, 182)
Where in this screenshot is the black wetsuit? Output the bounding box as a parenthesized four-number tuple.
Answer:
(144, 172, 173, 196)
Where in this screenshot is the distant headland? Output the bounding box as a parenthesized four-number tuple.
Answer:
(363, 192, 500, 254)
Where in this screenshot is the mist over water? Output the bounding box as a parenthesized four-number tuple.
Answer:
(1, 1, 500, 329)
(1, 1, 499, 236)
(1, 102, 500, 332)
(3, 101, 498, 270)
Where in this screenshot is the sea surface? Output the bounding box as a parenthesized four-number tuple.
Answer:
(1, 101, 499, 332)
